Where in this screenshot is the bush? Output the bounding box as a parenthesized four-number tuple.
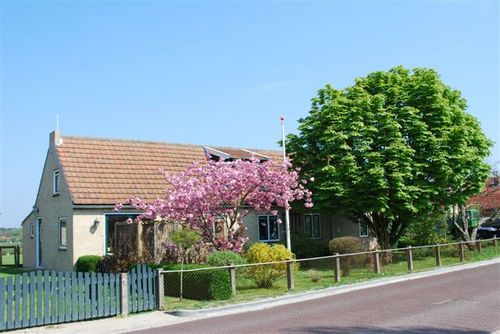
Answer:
(289, 234, 330, 259)
(244, 243, 297, 288)
(308, 270, 323, 283)
(207, 250, 246, 267)
(162, 264, 231, 301)
(328, 237, 366, 276)
(76, 255, 101, 272)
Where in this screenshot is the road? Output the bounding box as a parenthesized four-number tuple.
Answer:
(130, 263, 500, 334)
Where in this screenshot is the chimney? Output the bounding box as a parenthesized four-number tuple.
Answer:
(49, 130, 63, 148)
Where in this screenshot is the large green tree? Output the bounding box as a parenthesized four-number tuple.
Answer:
(288, 66, 492, 248)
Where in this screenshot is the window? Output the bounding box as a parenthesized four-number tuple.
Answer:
(258, 215, 279, 242)
(53, 170, 60, 195)
(58, 218, 67, 249)
(304, 214, 321, 239)
(359, 221, 369, 237)
(30, 223, 34, 238)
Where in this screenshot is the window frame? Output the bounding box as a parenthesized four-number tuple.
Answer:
(304, 213, 321, 239)
(359, 221, 369, 238)
(53, 170, 60, 195)
(58, 217, 67, 250)
(258, 215, 280, 242)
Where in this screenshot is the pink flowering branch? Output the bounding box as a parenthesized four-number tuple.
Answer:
(116, 157, 313, 252)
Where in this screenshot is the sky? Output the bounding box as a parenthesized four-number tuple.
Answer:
(0, 0, 498, 228)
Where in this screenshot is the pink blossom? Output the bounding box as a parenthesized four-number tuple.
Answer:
(118, 158, 313, 251)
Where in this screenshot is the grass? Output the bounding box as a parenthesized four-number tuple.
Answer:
(162, 242, 500, 311)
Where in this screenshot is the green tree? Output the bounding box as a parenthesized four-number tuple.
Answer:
(287, 66, 492, 249)
(170, 227, 201, 301)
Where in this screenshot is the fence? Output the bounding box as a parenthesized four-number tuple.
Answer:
(0, 246, 21, 267)
(160, 237, 500, 306)
(0, 265, 159, 332)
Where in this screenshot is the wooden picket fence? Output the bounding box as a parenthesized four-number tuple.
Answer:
(0, 265, 159, 332)
(127, 265, 158, 313)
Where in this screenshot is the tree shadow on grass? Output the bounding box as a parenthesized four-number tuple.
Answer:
(284, 326, 489, 334)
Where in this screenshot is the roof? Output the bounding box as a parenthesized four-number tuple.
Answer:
(467, 177, 500, 211)
(55, 135, 282, 205)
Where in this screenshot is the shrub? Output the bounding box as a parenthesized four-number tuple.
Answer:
(289, 234, 330, 259)
(308, 270, 323, 283)
(328, 237, 366, 276)
(162, 264, 231, 301)
(76, 255, 101, 272)
(244, 243, 297, 288)
(207, 250, 246, 267)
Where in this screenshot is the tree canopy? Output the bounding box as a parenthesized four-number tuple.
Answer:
(287, 66, 492, 248)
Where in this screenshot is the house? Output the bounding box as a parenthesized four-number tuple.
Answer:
(467, 176, 500, 217)
(22, 131, 368, 271)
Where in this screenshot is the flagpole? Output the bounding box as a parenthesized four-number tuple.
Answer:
(281, 116, 292, 251)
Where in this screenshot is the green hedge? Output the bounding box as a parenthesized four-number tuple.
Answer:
(162, 264, 231, 301)
(76, 255, 101, 272)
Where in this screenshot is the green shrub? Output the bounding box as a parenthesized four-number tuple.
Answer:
(207, 251, 246, 267)
(76, 255, 101, 272)
(308, 270, 323, 283)
(162, 264, 231, 301)
(328, 237, 366, 276)
(290, 234, 330, 259)
(244, 243, 297, 288)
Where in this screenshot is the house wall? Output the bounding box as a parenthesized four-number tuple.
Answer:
(72, 209, 106, 263)
(21, 212, 35, 268)
(22, 138, 74, 271)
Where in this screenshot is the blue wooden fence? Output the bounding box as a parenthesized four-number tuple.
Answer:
(127, 265, 158, 313)
(0, 265, 158, 332)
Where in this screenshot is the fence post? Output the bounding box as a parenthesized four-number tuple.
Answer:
(229, 263, 237, 296)
(459, 242, 465, 262)
(435, 244, 442, 267)
(334, 253, 341, 282)
(477, 240, 482, 253)
(406, 246, 414, 273)
(120, 273, 128, 316)
(0, 248, 2, 266)
(494, 237, 498, 247)
(373, 251, 381, 274)
(156, 269, 164, 310)
(286, 260, 294, 290)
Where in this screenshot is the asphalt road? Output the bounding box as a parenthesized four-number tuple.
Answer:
(130, 263, 500, 334)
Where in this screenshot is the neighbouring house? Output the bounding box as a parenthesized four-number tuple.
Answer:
(467, 176, 500, 217)
(22, 131, 369, 271)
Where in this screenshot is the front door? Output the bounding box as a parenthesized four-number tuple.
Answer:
(35, 218, 42, 267)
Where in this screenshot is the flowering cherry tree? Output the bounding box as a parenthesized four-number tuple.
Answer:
(116, 157, 313, 252)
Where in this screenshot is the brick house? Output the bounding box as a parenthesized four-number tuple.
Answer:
(467, 176, 500, 217)
(21, 131, 367, 271)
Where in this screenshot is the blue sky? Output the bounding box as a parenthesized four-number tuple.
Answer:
(1, 1, 498, 228)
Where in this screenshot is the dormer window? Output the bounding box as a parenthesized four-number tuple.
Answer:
(53, 170, 60, 195)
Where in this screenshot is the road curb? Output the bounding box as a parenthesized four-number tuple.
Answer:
(169, 258, 500, 318)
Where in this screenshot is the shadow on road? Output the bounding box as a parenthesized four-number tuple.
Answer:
(284, 326, 489, 334)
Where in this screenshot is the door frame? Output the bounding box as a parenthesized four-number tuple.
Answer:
(35, 218, 42, 268)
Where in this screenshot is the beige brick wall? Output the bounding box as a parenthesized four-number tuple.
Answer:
(72, 210, 106, 262)
(21, 212, 35, 268)
(22, 143, 74, 271)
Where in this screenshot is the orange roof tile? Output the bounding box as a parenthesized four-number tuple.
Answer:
(56, 136, 281, 205)
(467, 177, 500, 211)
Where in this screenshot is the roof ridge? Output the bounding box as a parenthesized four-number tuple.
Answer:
(61, 134, 280, 152)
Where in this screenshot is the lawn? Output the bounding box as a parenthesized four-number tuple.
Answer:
(162, 242, 500, 311)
